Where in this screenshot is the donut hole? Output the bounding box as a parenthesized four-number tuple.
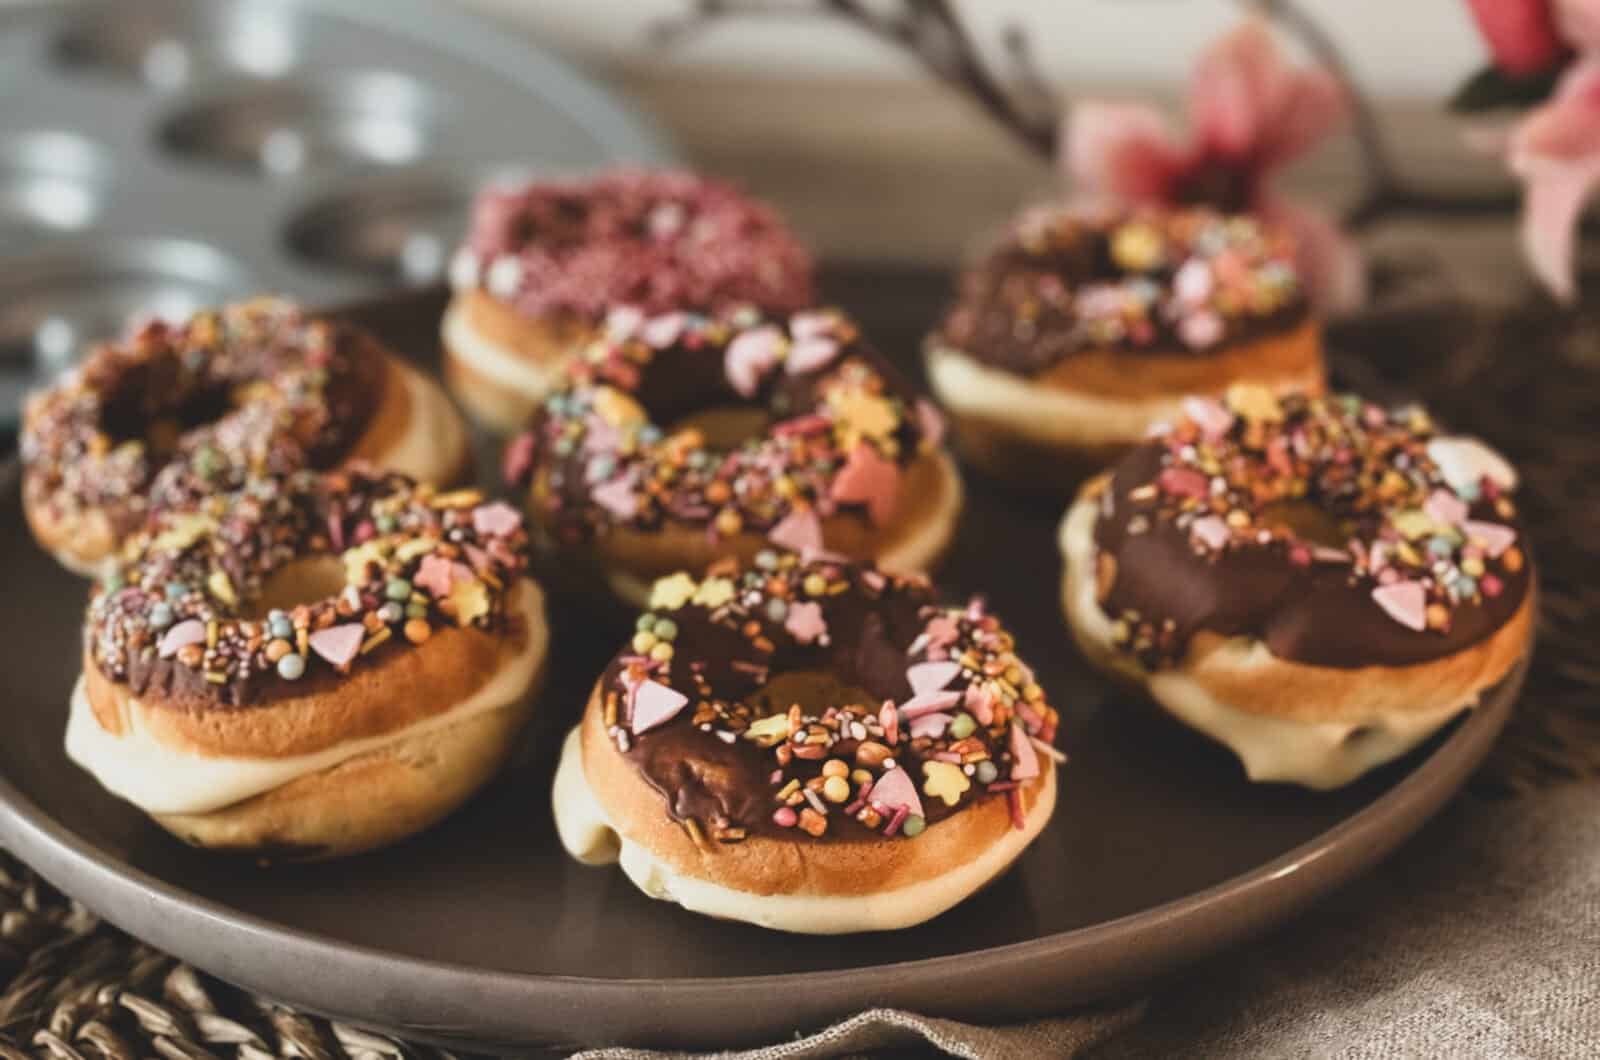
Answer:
(98, 374, 235, 456)
(1255, 500, 1346, 550)
(746, 670, 877, 720)
(665, 405, 772, 450)
(242, 555, 347, 618)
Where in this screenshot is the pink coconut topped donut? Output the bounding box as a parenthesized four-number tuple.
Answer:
(442, 169, 816, 433)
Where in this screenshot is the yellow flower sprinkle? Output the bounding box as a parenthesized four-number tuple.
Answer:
(649, 572, 698, 611)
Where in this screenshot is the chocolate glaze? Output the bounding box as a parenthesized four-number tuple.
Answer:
(521, 308, 929, 542)
(1092, 418, 1531, 670)
(601, 558, 1057, 844)
(934, 205, 1309, 378)
(22, 300, 385, 539)
(87, 468, 530, 710)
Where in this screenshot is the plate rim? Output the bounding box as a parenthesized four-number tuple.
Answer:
(0, 440, 1527, 1045)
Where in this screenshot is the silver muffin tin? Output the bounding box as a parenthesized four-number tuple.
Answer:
(0, 0, 675, 423)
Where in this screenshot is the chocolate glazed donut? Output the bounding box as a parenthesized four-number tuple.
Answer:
(442, 169, 815, 432)
(21, 298, 470, 576)
(507, 305, 963, 606)
(552, 552, 1062, 933)
(70, 467, 548, 860)
(926, 205, 1325, 490)
(1059, 386, 1534, 789)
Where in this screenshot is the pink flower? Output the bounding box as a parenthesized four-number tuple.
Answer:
(1466, 0, 1568, 75)
(1062, 20, 1363, 312)
(1509, 57, 1600, 300)
(1557, 0, 1600, 52)
(1464, 0, 1600, 76)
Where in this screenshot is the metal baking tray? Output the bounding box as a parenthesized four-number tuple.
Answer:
(0, 0, 674, 425)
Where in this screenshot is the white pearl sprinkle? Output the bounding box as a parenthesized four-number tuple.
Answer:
(486, 255, 524, 299)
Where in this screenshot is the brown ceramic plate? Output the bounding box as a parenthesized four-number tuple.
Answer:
(0, 282, 1526, 1053)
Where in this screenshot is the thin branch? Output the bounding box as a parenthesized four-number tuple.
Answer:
(650, 1, 827, 46)
(651, 0, 1058, 159)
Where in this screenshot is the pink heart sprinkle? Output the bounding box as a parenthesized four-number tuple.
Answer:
(868, 766, 923, 818)
(415, 553, 456, 598)
(1010, 722, 1041, 780)
(590, 475, 639, 521)
(924, 615, 959, 648)
(463, 543, 493, 574)
(1173, 259, 1214, 303)
(724, 325, 783, 397)
(784, 600, 828, 645)
(830, 443, 901, 526)
(1461, 519, 1518, 558)
(1423, 489, 1468, 527)
(630, 680, 688, 734)
(906, 660, 961, 696)
(471, 500, 523, 538)
(1182, 395, 1234, 439)
(789, 310, 836, 340)
(915, 399, 946, 449)
(158, 619, 206, 659)
(501, 432, 536, 487)
(1371, 580, 1428, 632)
(899, 689, 962, 719)
(1158, 466, 1210, 501)
(785, 336, 840, 376)
(639, 311, 686, 349)
(964, 683, 994, 725)
(1190, 515, 1230, 552)
(1179, 310, 1224, 350)
(309, 624, 365, 668)
(767, 507, 823, 555)
(910, 712, 953, 740)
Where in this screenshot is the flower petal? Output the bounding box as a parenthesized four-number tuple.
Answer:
(1062, 100, 1183, 201)
(1254, 68, 1347, 168)
(1556, 0, 1600, 53)
(1521, 170, 1600, 300)
(1191, 20, 1285, 160)
(1191, 19, 1347, 169)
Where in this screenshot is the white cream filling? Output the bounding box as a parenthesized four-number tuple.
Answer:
(552, 725, 1056, 934)
(1058, 495, 1475, 790)
(66, 585, 547, 816)
(377, 360, 470, 486)
(927, 344, 1321, 448)
(440, 298, 565, 400)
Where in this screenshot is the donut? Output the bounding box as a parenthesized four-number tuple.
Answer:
(68, 466, 548, 859)
(21, 298, 471, 577)
(926, 205, 1324, 488)
(552, 551, 1061, 933)
(1059, 385, 1534, 789)
(506, 304, 963, 606)
(442, 169, 815, 432)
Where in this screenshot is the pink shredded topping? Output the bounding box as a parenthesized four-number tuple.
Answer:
(461, 169, 814, 319)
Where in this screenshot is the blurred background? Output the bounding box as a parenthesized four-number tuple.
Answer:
(469, 0, 1511, 263)
(0, 0, 1542, 427)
